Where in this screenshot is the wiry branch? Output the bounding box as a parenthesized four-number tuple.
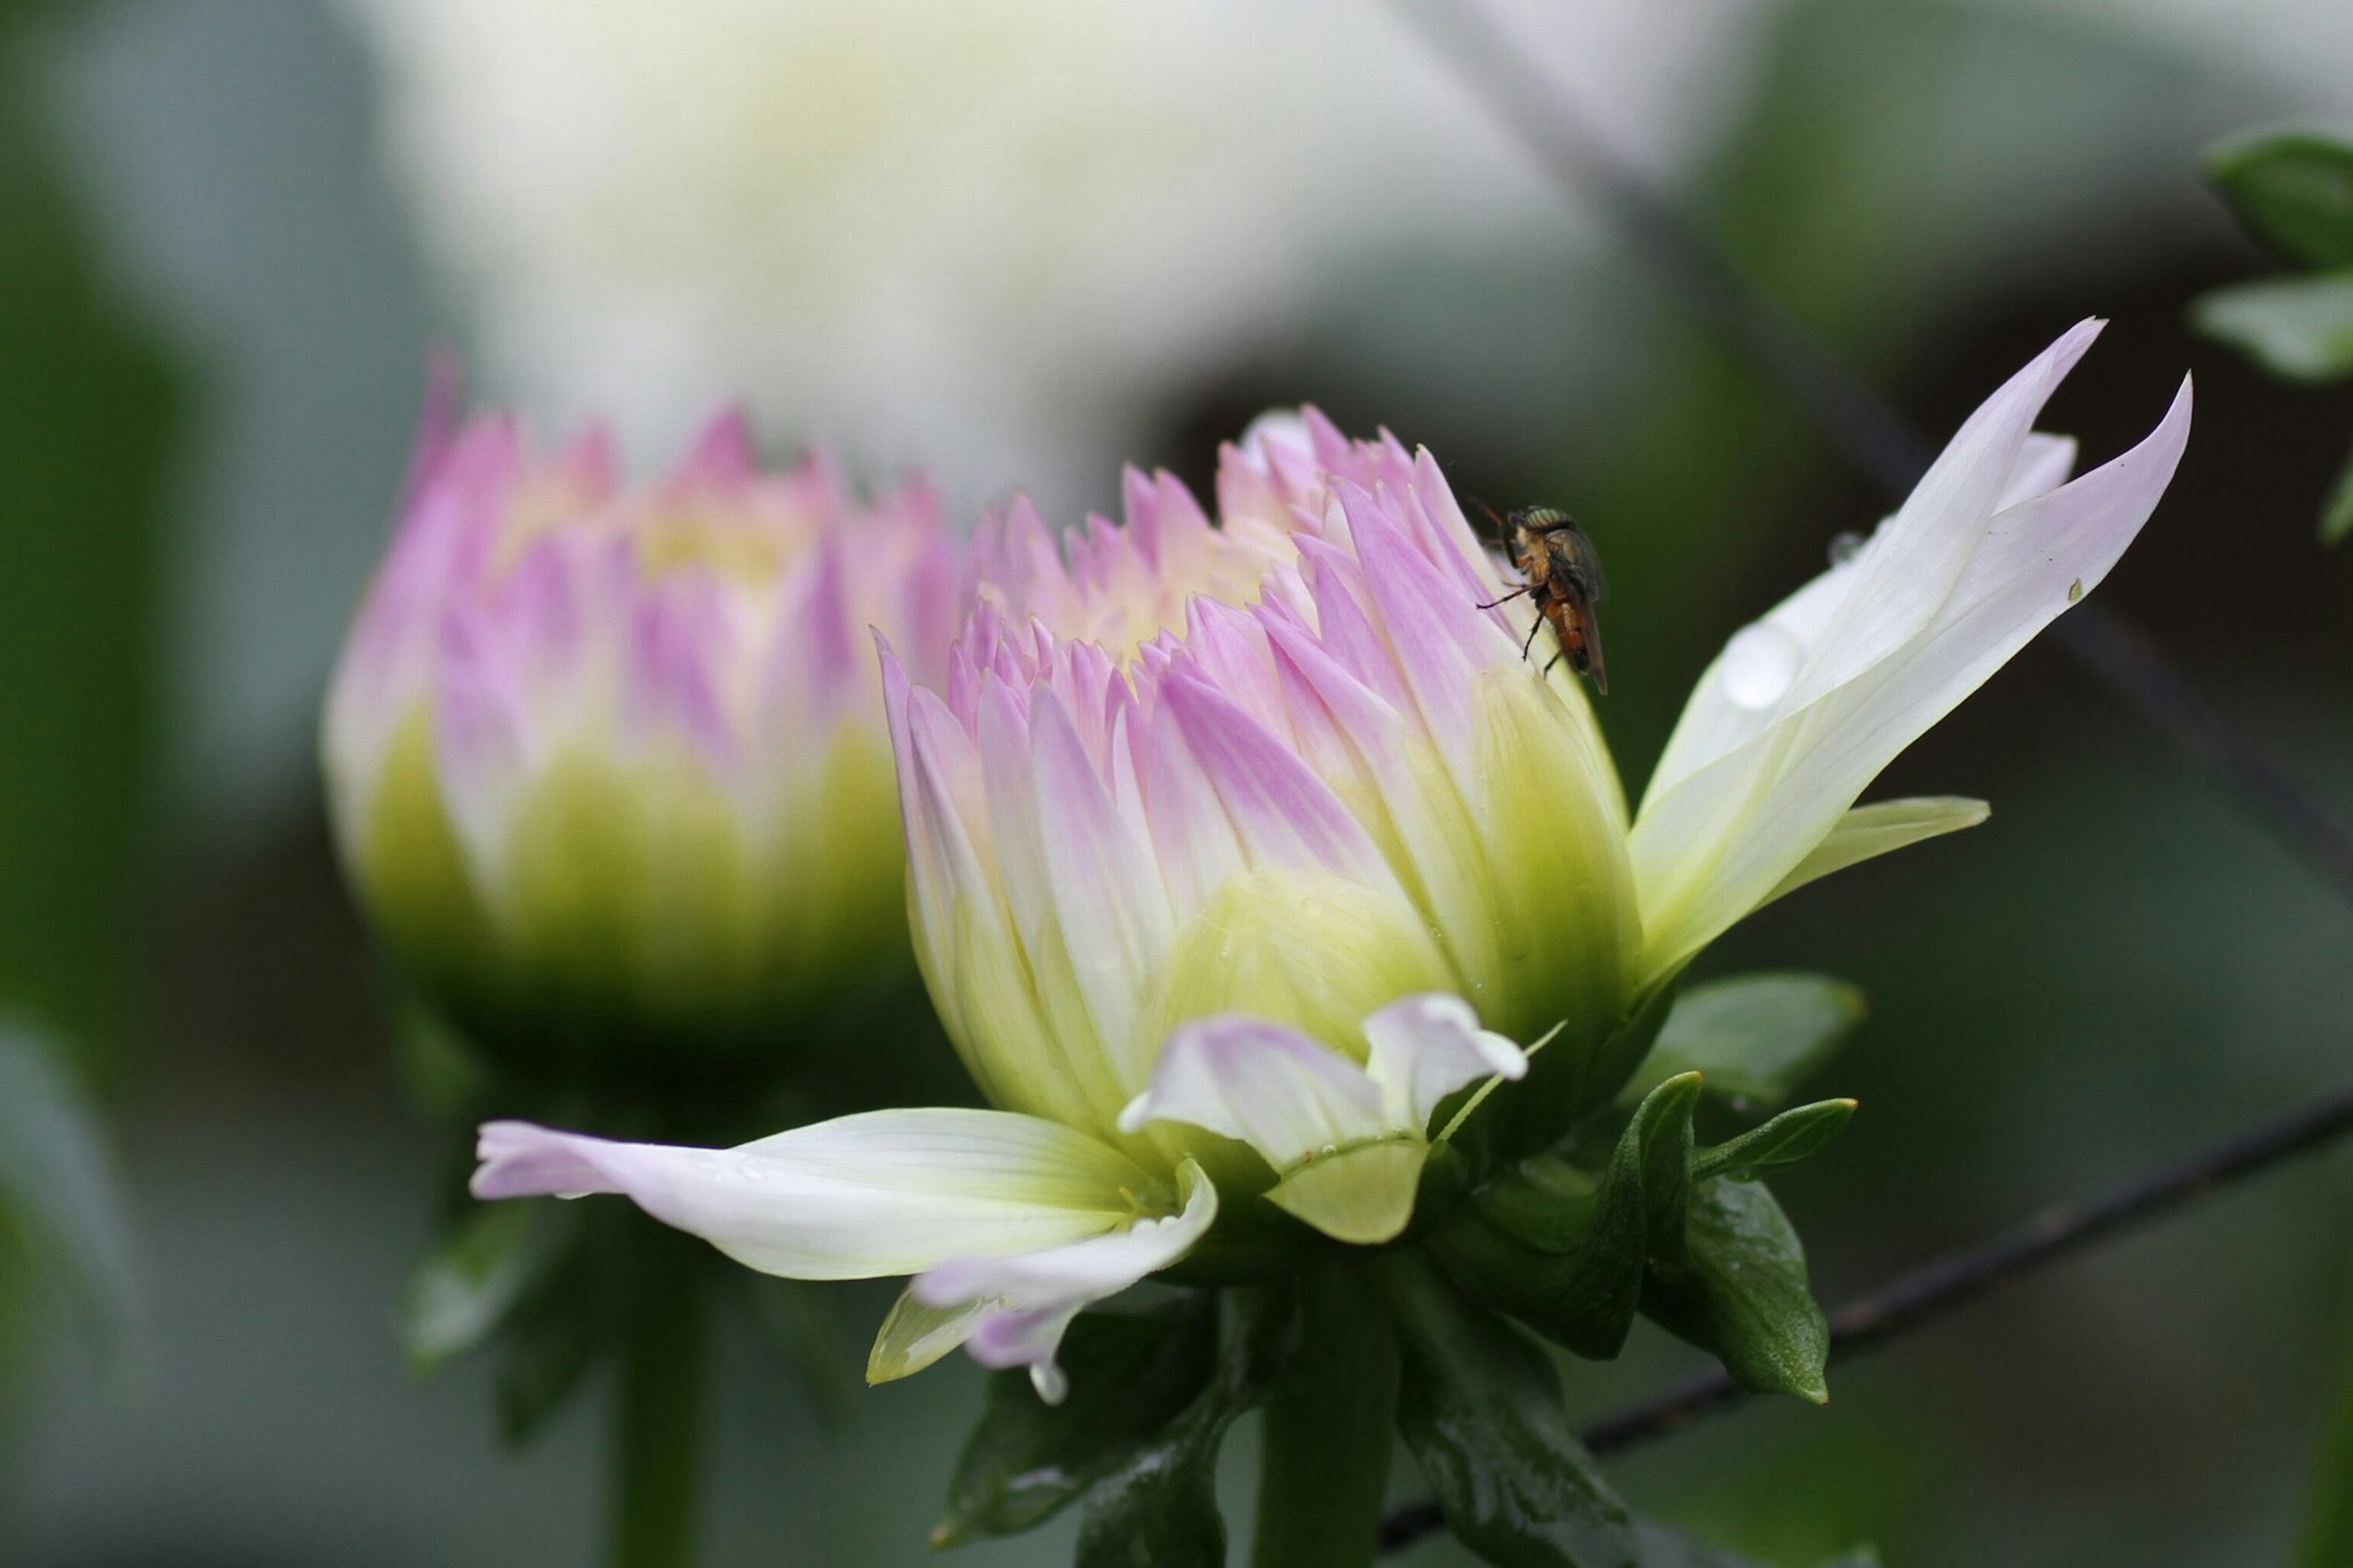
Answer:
(1377, 1079, 2353, 1554)
(1385, 0, 2353, 902)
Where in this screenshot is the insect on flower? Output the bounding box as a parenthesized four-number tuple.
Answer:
(1480, 504, 1610, 694)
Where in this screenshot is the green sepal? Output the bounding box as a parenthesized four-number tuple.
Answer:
(1384, 1252, 1638, 1568)
(2203, 124, 2353, 270)
(1640, 1178, 1829, 1404)
(2191, 274, 2353, 384)
(1433, 1074, 1700, 1360)
(936, 1291, 1221, 1547)
(1689, 1098, 1858, 1185)
(1461, 977, 1681, 1176)
(389, 988, 496, 1121)
(1620, 973, 1865, 1112)
(1070, 1287, 1283, 1568)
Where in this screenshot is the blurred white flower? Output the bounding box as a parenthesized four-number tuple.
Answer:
(343, 0, 1757, 509)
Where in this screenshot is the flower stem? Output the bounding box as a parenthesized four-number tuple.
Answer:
(611, 1245, 705, 1568)
(1252, 1250, 1401, 1568)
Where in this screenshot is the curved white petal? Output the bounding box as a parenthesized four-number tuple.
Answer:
(912, 1162, 1218, 1403)
(1116, 997, 1525, 1248)
(1360, 992, 1528, 1133)
(471, 1110, 1153, 1281)
(1116, 1015, 1385, 1162)
(1630, 328, 2191, 978)
(1645, 325, 2104, 811)
(1762, 796, 1990, 906)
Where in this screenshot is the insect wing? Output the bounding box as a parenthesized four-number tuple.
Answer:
(1558, 583, 1608, 694)
(1555, 525, 1607, 602)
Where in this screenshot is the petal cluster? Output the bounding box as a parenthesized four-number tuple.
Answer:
(1120, 993, 1528, 1244)
(884, 412, 1640, 1168)
(324, 392, 960, 1052)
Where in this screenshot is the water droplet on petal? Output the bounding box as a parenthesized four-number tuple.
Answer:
(1721, 623, 1803, 711)
(1827, 531, 1867, 566)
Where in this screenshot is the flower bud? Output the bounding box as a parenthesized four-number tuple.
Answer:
(324, 397, 958, 1069)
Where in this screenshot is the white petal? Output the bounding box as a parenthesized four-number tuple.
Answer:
(1359, 993, 1528, 1134)
(1115, 1015, 1385, 1167)
(1999, 433, 2078, 509)
(1781, 320, 2104, 710)
(912, 1164, 1218, 1403)
(1644, 328, 2101, 811)
(471, 1110, 1152, 1281)
(1631, 353, 2189, 977)
(1762, 796, 1990, 906)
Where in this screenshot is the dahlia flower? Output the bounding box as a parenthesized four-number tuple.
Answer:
(476, 322, 2188, 1398)
(323, 393, 958, 1064)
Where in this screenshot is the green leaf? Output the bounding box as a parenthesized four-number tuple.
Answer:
(0, 1024, 136, 1358)
(937, 1292, 1221, 1547)
(2204, 124, 2353, 270)
(2321, 436, 2353, 546)
(2191, 275, 2353, 384)
(1622, 974, 1866, 1111)
(1071, 1287, 1282, 1568)
(1641, 1180, 1829, 1404)
(1689, 1099, 1858, 1184)
(1072, 1395, 1231, 1568)
(1436, 1075, 1700, 1359)
(1385, 1253, 1637, 1568)
(399, 1200, 546, 1374)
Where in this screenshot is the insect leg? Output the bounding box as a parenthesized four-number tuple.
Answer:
(1477, 586, 1533, 610)
(1521, 615, 1545, 660)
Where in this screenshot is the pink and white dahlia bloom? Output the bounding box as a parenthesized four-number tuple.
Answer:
(323, 394, 958, 1059)
(474, 322, 2189, 1398)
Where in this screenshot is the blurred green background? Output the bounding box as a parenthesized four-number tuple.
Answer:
(2, 0, 2352, 1563)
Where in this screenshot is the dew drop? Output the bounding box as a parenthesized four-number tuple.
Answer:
(1827, 531, 1867, 566)
(1721, 623, 1803, 711)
